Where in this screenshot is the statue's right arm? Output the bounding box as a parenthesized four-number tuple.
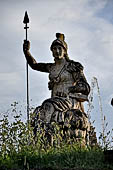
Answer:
(23, 40, 51, 73)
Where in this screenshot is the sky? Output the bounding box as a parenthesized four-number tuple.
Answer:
(0, 0, 113, 141)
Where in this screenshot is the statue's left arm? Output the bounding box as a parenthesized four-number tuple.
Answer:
(73, 70, 90, 95)
(68, 61, 90, 96)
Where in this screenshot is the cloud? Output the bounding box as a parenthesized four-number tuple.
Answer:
(0, 0, 113, 136)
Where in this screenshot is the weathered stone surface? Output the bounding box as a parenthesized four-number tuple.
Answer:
(23, 33, 97, 145)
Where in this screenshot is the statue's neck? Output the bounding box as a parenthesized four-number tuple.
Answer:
(54, 58, 66, 66)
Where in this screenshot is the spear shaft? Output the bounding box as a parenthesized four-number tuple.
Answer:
(23, 11, 30, 125)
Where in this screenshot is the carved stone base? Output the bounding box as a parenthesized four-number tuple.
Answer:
(31, 108, 97, 147)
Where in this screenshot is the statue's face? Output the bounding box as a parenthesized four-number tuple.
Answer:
(52, 45, 65, 60)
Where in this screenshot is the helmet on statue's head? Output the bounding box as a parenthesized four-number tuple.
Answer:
(50, 33, 68, 52)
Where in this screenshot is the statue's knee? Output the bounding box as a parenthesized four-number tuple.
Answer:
(40, 102, 54, 122)
(43, 102, 54, 113)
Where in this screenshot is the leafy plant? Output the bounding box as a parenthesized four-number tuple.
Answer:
(0, 102, 113, 170)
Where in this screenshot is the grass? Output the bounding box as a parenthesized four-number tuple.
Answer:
(0, 103, 113, 170)
(0, 142, 113, 170)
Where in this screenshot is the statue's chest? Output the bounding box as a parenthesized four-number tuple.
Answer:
(49, 65, 74, 83)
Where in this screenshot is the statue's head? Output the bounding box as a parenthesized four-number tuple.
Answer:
(50, 33, 69, 61)
(50, 33, 68, 51)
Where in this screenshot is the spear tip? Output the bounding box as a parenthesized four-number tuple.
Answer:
(23, 11, 29, 24)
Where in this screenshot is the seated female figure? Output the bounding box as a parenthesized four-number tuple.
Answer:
(23, 33, 90, 128)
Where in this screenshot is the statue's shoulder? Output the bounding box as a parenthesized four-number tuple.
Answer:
(66, 60, 84, 72)
(46, 63, 55, 72)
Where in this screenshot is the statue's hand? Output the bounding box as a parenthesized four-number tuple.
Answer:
(23, 40, 30, 53)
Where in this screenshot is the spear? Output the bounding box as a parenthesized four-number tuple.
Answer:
(23, 11, 30, 125)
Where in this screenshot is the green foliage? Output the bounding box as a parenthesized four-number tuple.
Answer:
(0, 103, 113, 170)
(98, 115, 113, 150)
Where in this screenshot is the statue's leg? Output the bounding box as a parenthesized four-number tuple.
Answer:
(40, 102, 55, 123)
(32, 103, 55, 144)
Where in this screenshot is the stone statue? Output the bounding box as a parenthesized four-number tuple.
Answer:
(23, 33, 91, 144)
